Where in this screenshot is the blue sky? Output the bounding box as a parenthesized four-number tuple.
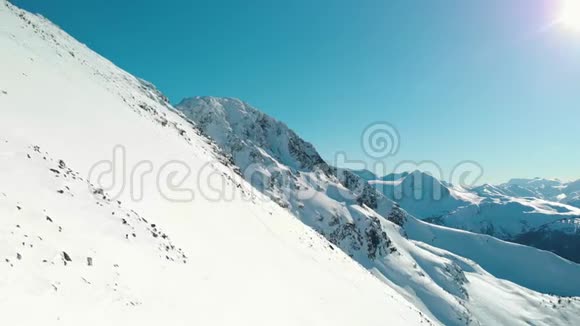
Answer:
(13, 0, 580, 183)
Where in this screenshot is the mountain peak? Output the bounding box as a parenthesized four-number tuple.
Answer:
(177, 96, 250, 112)
(176, 96, 326, 172)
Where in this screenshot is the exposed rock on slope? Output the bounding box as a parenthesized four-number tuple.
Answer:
(176, 96, 580, 325)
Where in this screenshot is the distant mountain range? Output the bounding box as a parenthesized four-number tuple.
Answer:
(478, 178, 580, 209)
(362, 171, 580, 262)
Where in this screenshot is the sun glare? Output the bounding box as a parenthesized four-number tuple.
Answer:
(559, 0, 580, 31)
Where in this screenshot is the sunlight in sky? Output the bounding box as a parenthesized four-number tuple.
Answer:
(559, 0, 580, 31)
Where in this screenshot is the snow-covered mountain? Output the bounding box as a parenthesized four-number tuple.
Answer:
(492, 178, 580, 209)
(367, 171, 580, 263)
(176, 97, 404, 264)
(369, 170, 483, 220)
(3, 1, 580, 325)
(176, 97, 580, 325)
(0, 2, 434, 325)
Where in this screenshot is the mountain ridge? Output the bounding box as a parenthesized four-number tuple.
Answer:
(176, 95, 580, 325)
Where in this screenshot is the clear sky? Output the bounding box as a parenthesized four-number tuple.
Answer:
(12, 0, 580, 184)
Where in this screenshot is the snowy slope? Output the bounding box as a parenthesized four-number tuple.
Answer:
(402, 216, 580, 296)
(0, 138, 188, 322)
(0, 2, 433, 325)
(383, 219, 580, 325)
(176, 97, 580, 325)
